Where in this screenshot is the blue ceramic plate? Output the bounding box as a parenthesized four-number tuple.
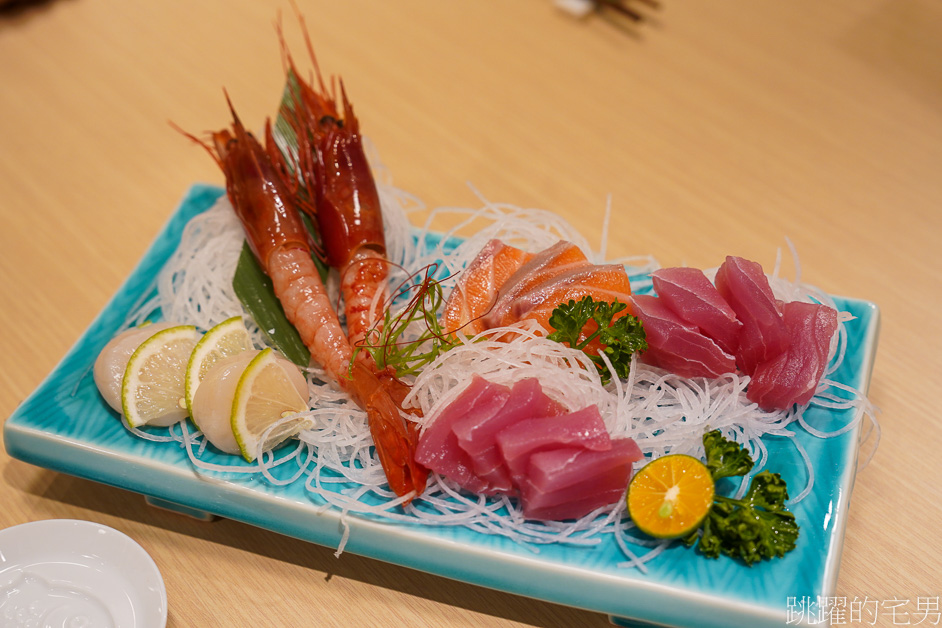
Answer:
(4, 184, 880, 628)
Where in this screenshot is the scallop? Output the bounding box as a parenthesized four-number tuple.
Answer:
(190, 350, 308, 456)
(93, 322, 179, 413)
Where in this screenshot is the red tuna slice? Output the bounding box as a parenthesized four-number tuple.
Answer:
(496, 405, 612, 489)
(630, 294, 737, 379)
(451, 378, 565, 493)
(442, 239, 535, 336)
(520, 438, 642, 520)
(415, 374, 511, 494)
(747, 301, 839, 411)
(482, 240, 591, 329)
(714, 256, 789, 375)
(652, 267, 742, 355)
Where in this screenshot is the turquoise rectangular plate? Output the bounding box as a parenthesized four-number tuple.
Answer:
(4, 184, 880, 628)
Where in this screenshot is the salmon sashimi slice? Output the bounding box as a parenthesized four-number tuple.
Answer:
(441, 239, 534, 336)
(510, 263, 635, 346)
(443, 239, 636, 347)
(481, 240, 591, 329)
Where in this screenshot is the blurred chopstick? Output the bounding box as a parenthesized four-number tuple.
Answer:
(555, 0, 660, 22)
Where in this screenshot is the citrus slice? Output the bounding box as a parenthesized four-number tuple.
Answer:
(121, 325, 201, 428)
(230, 348, 310, 462)
(627, 454, 715, 538)
(184, 316, 253, 422)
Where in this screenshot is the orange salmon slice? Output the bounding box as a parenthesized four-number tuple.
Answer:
(441, 240, 535, 335)
(482, 241, 591, 329)
(442, 239, 634, 349)
(513, 264, 634, 353)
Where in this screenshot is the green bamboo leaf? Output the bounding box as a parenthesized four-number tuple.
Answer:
(232, 242, 311, 367)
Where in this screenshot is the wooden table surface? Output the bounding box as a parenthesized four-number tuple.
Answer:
(2, 1, 940, 626)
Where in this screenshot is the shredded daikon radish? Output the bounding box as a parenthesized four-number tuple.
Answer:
(131, 170, 878, 567)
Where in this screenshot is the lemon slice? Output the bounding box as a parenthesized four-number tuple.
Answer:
(121, 325, 201, 428)
(184, 316, 253, 422)
(231, 348, 310, 462)
(627, 454, 715, 539)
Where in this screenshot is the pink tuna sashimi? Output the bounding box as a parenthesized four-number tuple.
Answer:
(652, 267, 742, 355)
(496, 405, 612, 489)
(520, 438, 642, 520)
(415, 375, 510, 494)
(747, 301, 839, 411)
(452, 378, 565, 493)
(630, 294, 737, 379)
(714, 256, 789, 375)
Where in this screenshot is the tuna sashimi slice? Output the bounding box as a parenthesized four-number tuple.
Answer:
(483, 240, 590, 328)
(415, 374, 511, 494)
(747, 301, 839, 411)
(442, 239, 535, 336)
(714, 256, 789, 375)
(652, 267, 742, 355)
(452, 378, 565, 493)
(521, 485, 628, 521)
(496, 405, 612, 489)
(631, 294, 737, 379)
(519, 438, 642, 520)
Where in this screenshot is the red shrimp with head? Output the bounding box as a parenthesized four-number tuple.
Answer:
(273, 17, 389, 370)
(179, 94, 427, 501)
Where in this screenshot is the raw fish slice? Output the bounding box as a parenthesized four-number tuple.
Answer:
(521, 485, 628, 521)
(511, 264, 635, 348)
(652, 267, 742, 355)
(442, 239, 535, 336)
(452, 378, 565, 493)
(415, 375, 511, 494)
(714, 256, 789, 375)
(519, 439, 642, 520)
(631, 294, 737, 379)
(483, 240, 590, 328)
(747, 301, 839, 411)
(496, 405, 612, 489)
(525, 438, 642, 491)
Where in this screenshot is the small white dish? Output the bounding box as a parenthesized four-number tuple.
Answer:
(0, 519, 167, 628)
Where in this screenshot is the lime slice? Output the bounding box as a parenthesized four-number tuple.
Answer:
(627, 454, 715, 539)
(230, 348, 310, 462)
(184, 316, 253, 423)
(121, 325, 201, 428)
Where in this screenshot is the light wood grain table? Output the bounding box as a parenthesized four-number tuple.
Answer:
(2, 1, 940, 626)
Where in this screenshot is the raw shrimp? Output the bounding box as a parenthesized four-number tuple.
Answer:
(273, 17, 389, 368)
(179, 95, 427, 500)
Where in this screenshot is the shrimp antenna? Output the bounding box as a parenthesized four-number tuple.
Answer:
(168, 119, 223, 170)
(288, 0, 330, 96)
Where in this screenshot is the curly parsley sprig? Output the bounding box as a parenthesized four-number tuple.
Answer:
(547, 296, 647, 384)
(683, 430, 800, 566)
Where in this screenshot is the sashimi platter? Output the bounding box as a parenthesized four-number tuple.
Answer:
(4, 13, 879, 628)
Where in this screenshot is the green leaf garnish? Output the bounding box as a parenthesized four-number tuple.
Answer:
(352, 265, 459, 378)
(232, 242, 311, 367)
(682, 430, 800, 565)
(703, 429, 755, 480)
(546, 295, 647, 384)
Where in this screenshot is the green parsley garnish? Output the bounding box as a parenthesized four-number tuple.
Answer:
(683, 430, 800, 566)
(546, 295, 647, 384)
